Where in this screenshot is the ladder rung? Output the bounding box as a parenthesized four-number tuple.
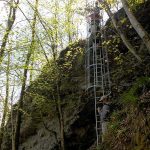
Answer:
(96, 97, 101, 99)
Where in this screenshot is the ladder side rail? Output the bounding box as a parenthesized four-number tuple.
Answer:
(100, 18, 105, 96)
(95, 10, 104, 145)
(93, 8, 99, 146)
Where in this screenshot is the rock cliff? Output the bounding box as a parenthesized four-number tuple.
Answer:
(1, 1, 150, 150)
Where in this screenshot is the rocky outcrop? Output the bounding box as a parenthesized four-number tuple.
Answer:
(1, 1, 150, 150)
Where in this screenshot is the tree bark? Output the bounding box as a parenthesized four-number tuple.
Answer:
(0, 0, 19, 64)
(0, 51, 10, 148)
(121, 0, 150, 53)
(14, 1, 38, 149)
(11, 81, 15, 150)
(44, 1, 65, 148)
(56, 85, 65, 150)
(99, 0, 142, 62)
(65, 0, 75, 43)
(53, 52, 65, 150)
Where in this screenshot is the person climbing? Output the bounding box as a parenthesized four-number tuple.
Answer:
(88, 1, 102, 47)
(88, 1, 101, 24)
(99, 95, 111, 141)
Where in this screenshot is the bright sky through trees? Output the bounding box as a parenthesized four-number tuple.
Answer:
(0, 0, 87, 123)
(0, 0, 120, 123)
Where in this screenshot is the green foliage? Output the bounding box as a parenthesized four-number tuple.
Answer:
(102, 104, 150, 150)
(13, 40, 85, 145)
(120, 18, 127, 25)
(120, 77, 150, 105)
(25, 40, 85, 117)
(128, 0, 145, 10)
(108, 112, 122, 132)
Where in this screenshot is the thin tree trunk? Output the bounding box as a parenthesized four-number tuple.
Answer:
(0, 0, 19, 64)
(11, 82, 15, 150)
(53, 53, 65, 150)
(25, 1, 65, 149)
(51, 2, 65, 147)
(99, 0, 142, 62)
(66, 0, 74, 43)
(58, 105, 65, 150)
(56, 84, 65, 150)
(14, 1, 38, 149)
(0, 50, 10, 148)
(121, 0, 150, 53)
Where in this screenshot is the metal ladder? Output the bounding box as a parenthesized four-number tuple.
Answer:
(85, 0, 111, 148)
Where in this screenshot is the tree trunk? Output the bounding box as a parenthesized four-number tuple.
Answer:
(59, 106, 65, 150)
(65, 0, 75, 43)
(0, 0, 19, 64)
(53, 52, 65, 150)
(56, 84, 65, 150)
(11, 82, 15, 150)
(14, 1, 38, 149)
(48, 1, 65, 148)
(0, 51, 10, 148)
(99, 0, 142, 62)
(121, 0, 150, 53)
